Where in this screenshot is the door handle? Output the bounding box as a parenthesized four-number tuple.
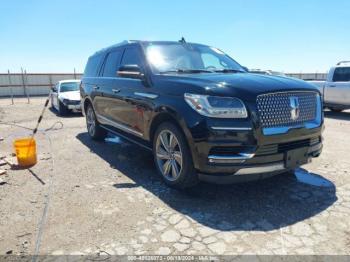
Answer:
(329, 85, 336, 87)
(112, 89, 121, 93)
(93, 86, 100, 90)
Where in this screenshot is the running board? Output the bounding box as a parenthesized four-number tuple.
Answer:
(100, 125, 152, 151)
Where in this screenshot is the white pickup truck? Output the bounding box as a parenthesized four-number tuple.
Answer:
(308, 61, 350, 112)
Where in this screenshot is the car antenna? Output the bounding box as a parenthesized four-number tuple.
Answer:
(179, 37, 186, 44)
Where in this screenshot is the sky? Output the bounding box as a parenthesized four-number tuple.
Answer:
(0, 0, 349, 73)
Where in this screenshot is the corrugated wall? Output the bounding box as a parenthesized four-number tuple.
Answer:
(286, 73, 327, 81)
(0, 73, 82, 97)
(0, 72, 327, 97)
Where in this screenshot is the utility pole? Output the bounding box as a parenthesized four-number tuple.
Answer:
(8, 70, 14, 105)
(21, 68, 30, 104)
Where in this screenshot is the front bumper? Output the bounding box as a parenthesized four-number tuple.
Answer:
(62, 100, 81, 110)
(185, 117, 323, 182)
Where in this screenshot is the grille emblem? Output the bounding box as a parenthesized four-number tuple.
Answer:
(289, 96, 300, 120)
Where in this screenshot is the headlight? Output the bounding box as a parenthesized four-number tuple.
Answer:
(184, 93, 248, 118)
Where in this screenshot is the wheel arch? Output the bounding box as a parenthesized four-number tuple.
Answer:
(147, 107, 199, 169)
(82, 97, 93, 116)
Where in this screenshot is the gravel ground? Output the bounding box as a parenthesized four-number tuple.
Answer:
(0, 97, 349, 256)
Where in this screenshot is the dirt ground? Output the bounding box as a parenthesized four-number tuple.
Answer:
(0, 97, 349, 256)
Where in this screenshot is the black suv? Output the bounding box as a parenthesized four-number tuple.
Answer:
(81, 40, 323, 188)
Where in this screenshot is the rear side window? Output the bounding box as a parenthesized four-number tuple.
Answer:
(120, 48, 143, 67)
(333, 67, 350, 82)
(84, 54, 104, 77)
(102, 50, 122, 77)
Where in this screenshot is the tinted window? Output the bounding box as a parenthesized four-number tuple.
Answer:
(84, 54, 104, 77)
(102, 50, 122, 77)
(333, 67, 350, 82)
(120, 48, 143, 67)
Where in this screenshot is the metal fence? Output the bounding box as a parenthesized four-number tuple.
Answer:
(0, 71, 327, 99)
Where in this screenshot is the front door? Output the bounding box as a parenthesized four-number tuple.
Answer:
(325, 67, 350, 106)
(102, 46, 148, 137)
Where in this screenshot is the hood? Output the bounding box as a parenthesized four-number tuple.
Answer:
(156, 73, 319, 101)
(58, 91, 80, 101)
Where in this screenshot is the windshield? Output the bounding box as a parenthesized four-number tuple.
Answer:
(145, 43, 244, 74)
(60, 82, 79, 92)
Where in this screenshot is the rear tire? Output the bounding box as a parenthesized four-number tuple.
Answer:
(86, 104, 107, 141)
(50, 96, 54, 109)
(153, 122, 198, 189)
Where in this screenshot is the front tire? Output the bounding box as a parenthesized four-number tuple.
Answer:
(153, 122, 198, 189)
(58, 101, 69, 116)
(86, 104, 107, 141)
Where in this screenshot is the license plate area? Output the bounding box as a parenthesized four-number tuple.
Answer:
(285, 147, 309, 169)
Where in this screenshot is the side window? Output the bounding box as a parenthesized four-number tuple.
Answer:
(84, 54, 103, 77)
(120, 48, 143, 68)
(333, 67, 350, 82)
(102, 50, 122, 77)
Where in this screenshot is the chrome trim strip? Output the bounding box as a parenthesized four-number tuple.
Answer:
(134, 92, 158, 99)
(257, 90, 318, 97)
(96, 114, 143, 137)
(262, 93, 322, 135)
(117, 71, 141, 76)
(308, 142, 322, 153)
(211, 126, 252, 131)
(235, 163, 285, 175)
(208, 153, 255, 164)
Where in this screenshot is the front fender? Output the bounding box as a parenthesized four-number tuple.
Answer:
(147, 98, 205, 170)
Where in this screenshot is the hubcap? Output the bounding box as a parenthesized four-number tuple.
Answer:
(156, 130, 183, 181)
(86, 107, 96, 136)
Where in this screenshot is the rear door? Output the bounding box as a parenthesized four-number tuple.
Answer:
(96, 49, 123, 123)
(325, 67, 350, 105)
(82, 53, 105, 115)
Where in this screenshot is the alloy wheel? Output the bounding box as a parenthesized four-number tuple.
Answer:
(86, 106, 96, 137)
(156, 130, 183, 181)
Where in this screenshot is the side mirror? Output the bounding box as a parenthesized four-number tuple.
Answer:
(51, 86, 57, 92)
(117, 65, 144, 79)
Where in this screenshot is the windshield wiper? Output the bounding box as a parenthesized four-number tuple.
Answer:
(160, 69, 213, 74)
(213, 69, 245, 73)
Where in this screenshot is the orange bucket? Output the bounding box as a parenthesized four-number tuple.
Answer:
(13, 137, 37, 167)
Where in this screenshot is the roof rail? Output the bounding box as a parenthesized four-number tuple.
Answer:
(336, 61, 350, 66)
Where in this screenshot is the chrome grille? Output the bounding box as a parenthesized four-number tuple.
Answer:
(257, 91, 318, 129)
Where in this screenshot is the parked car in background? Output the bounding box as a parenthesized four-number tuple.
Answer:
(249, 69, 286, 77)
(51, 80, 82, 115)
(308, 61, 350, 112)
(81, 40, 323, 189)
